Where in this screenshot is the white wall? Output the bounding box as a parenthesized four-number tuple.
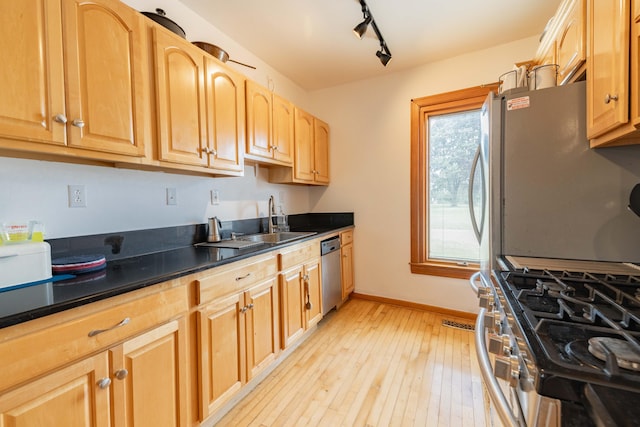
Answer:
(308, 37, 540, 314)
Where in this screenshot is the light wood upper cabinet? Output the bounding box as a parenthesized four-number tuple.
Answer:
(586, 0, 630, 141)
(0, 0, 66, 145)
(153, 27, 207, 167)
(270, 107, 330, 185)
(556, 0, 586, 84)
(631, 0, 640, 128)
(245, 81, 294, 165)
(204, 58, 245, 174)
(0, 0, 149, 157)
(313, 118, 330, 184)
(293, 107, 316, 182)
(62, 0, 148, 156)
(272, 94, 296, 163)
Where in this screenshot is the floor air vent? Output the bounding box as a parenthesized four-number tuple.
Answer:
(442, 319, 475, 331)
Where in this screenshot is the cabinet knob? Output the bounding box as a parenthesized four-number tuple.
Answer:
(201, 147, 210, 154)
(240, 305, 248, 313)
(72, 119, 85, 128)
(247, 303, 254, 310)
(604, 93, 619, 104)
(114, 369, 129, 380)
(97, 377, 112, 389)
(53, 114, 68, 124)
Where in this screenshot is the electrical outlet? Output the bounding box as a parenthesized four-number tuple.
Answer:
(166, 188, 177, 205)
(68, 185, 87, 208)
(211, 190, 220, 205)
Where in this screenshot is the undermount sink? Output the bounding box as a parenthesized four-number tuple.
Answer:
(238, 231, 317, 244)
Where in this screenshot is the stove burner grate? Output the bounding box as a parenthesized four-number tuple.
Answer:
(588, 337, 640, 373)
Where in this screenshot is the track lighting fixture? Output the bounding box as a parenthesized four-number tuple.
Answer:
(353, 0, 392, 66)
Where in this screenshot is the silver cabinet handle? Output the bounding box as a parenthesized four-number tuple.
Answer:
(88, 317, 130, 337)
(201, 147, 210, 154)
(114, 369, 128, 380)
(72, 119, 85, 128)
(53, 114, 68, 124)
(210, 148, 217, 156)
(240, 305, 248, 313)
(247, 303, 254, 310)
(235, 273, 251, 281)
(97, 377, 111, 389)
(604, 94, 619, 104)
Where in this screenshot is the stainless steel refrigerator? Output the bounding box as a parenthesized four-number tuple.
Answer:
(472, 80, 640, 275)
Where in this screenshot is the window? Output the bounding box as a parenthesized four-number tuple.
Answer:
(410, 84, 498, 279)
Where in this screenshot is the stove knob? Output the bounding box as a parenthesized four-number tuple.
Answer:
(483, 311, 501, 333)
(488, 334, 511, 356)
(494, 355, 520, 388)
(479, 293, 495, 309)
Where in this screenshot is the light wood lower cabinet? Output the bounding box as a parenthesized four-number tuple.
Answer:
(0, 353, 111, 427)
(196, 255, 279, 418)
(279, 241, 322, 349)
(341, 235, 355, 300)
(110, 318, 188, 427)
(0, 284, 189, 427)
(0, 317, 188, 427)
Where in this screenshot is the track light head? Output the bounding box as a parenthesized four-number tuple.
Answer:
(376, 48, 392, 66)
(353, 14, 371, 39)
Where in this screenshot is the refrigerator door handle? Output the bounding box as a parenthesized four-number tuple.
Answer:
(468, 144, 486, 243)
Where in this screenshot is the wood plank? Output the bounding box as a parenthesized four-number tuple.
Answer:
(216, 299, 484, 427)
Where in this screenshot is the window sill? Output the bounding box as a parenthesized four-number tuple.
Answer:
(410, 261, 478, 280)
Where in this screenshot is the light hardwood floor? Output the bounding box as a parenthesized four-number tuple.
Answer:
(217, 298, 488, 427)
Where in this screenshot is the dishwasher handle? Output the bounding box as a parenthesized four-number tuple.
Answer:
(321, 236, 341, 255)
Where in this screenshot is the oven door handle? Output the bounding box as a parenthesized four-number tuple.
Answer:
(468, 271, 484, 296)
(475, 308, 521, 427)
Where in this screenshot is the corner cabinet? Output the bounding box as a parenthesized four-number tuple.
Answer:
(245, 80, 295, 165)
(0, 0, 149, 157)
(269, 108, 330, 185)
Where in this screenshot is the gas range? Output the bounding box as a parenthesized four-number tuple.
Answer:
(484, 257, 640, 426)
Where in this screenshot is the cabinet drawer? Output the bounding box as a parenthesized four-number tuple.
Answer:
(278, 240, 320, 271)
(340, 229, 353, 246)
(0, 285, 187, 393)
(197, 254, 278, 304)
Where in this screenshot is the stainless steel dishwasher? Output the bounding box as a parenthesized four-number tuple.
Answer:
(320, 236, 341, 315)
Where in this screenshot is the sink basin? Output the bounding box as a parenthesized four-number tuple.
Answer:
(238, 231, 316, 244)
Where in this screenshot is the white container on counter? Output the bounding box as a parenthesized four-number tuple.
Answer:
(0, 242, 52, 289)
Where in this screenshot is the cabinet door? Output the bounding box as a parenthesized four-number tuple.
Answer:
(62, 0, 148, 157)
(205, 59, 244, 173)
(280, 266, 305, 348)
(304, 259, 323, 328)
(632, 0, 640, 127)
(245, 277, 279, 380)
(0, 353, 111, 427)
(153, 28, 207, 166)
(556, 0, 586, 84)
(293, 108, 315, 183)
(341, 242, 355, 299)
(272, 94, 295, 164)
(313, 118, 330, 184)
(587, 0, 629, 138)
(110, 319, 188, 427)
(0, 0, 66, 145)
(199, 292, 246, 417)
(245, 80, 273, 159)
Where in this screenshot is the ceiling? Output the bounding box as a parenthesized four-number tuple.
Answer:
(179, 0, 561, 91)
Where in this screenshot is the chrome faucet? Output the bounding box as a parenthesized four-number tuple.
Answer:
(268, 195, 276, 233)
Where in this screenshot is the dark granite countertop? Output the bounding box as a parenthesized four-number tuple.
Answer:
(0, 213, 353, 329)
